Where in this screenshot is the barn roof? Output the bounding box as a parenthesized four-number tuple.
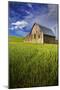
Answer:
(31, 23, 55, 37)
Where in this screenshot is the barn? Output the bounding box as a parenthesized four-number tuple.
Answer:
(24, 23, 56, 44)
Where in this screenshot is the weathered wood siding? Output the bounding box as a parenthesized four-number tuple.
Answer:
(43, 34, 55, 44)
(25, 24, 43, 43)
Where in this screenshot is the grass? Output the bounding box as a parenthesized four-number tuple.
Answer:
(9, 36, 24, 42)
(9, 36, 58, 88)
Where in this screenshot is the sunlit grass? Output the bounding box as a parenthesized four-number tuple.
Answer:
(9, 37, 58, 88)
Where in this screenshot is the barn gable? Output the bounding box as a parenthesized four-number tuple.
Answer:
(30, 23, 55, 37)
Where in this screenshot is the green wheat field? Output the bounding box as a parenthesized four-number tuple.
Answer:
(9, 36, 58, 88)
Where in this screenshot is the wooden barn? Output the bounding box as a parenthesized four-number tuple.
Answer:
(24, 23, 56, 44)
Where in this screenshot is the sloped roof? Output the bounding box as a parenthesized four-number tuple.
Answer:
(31, 23, 55, 37)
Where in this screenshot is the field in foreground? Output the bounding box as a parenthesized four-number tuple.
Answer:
(9, 37, 58, 88)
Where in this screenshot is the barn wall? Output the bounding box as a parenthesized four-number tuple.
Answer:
(24, 32, 43, 43)
(32, 32, 43, 43)
(43, 34, 55, 44)
(55, 40, 58, 44)
(31, 24, 44, 43)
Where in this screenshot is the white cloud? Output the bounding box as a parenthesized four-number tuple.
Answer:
(12, 20, 28, 26)
(25, 10, 31, 14)
(11, 20, 28, 30)
(27, 3, 32, 8)
(9, 27, 14, 30)
(25, 13, 33, 19)
(14, 26, 18, 29)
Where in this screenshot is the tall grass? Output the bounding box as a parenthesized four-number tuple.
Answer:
(9, 41, 58, 88)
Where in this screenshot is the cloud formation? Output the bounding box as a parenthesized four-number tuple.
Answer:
(27, 3, 33, 8)
(47, 4, 58, 22)
(11, 20, 28, 30)
(9, 2, 58, 38)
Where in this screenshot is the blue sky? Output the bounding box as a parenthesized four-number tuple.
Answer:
(8, 2, 58, 39)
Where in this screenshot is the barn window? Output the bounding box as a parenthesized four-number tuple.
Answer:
(34, 34, 36, 39)
(38, 35, 40, 38)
